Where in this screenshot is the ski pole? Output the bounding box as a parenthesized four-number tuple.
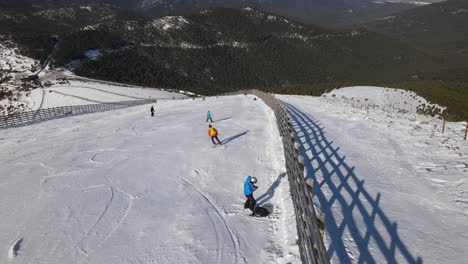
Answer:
(251, 168, 256, 177)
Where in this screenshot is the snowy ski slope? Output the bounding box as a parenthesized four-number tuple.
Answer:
(0, 94, 300, 263)
(278, 87, 468, 264)
(26, 80, 187, 110)
(3, 82, 466, 264)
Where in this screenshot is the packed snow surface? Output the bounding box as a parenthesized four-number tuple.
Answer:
(0, 94, 300, 263)
(278, 86, 468, 264)
(325, 86, 442, 114)
(26, 80, 187, 110)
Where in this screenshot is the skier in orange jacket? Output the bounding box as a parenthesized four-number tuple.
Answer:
(208, 124, 223, 145)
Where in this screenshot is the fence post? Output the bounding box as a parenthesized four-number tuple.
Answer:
(442, 117, 445, 134)
(465, 121, 467, 140)
(245, 89, 330, 264)
(18, 113, 23, 125)
(1, 99, 157, 130)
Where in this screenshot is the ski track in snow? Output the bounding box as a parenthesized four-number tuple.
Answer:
(78, 185, 134, 255)
(24, 79, 186, 110)
(7, 237, 24, 259)
(36, 90, 47, 110)
(36, 167, 135, 256)
(205, 208, 222, 264)
(49, 90, 104, 103)
(61, 85, 148, 100)
(179, 175, 245, 264)
(0, 93, 300, 263)
(8, 149, 135, 261)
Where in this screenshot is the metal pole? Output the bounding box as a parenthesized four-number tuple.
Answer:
(442, 118, 445, 134)
(464, 122, 467, 140)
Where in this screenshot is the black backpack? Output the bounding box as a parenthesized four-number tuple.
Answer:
(254, 206, 270, 217)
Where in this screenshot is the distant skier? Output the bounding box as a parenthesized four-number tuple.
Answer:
(244, 176, 258, 215)
(206, 110, 213, 122)
(150, 105, 155, 117)
(208, 124, 222, 145)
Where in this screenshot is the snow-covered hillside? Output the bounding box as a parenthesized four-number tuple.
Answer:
(26, 80, 187, 110)
(0, 94, 300, 263)
(2, 82, 466, 263)
(1, 69, 187, 114)
(278, 86, 468, 264)
(0, 41, 38, 74)
(0, 40, 40, 115)
(324, 86, 443, 114)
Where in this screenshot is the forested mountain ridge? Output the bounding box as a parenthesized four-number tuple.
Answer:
(0, 0, 439, 28)
(40, 8, 437, 95)
(1, 4, 467, 119)
(0, 1, 123, 33)
(362, 0, 468, 68)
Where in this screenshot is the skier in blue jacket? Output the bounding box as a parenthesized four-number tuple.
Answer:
(244, 176, 258, 214)
(206, 111, 213, 122)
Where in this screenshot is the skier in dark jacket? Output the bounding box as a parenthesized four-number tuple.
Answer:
(150, 106, 155, 117)
(244, 176, 258, 214)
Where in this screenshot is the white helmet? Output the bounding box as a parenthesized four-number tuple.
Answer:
(250, 177, 257, 184)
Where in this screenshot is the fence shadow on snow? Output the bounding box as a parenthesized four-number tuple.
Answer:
(282, 101, 423, 264)
(224, 90, 330, 264)
(257, 172, 287, 205)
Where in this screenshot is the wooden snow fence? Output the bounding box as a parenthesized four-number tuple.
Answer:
(0, 99, 157, 129)
(224, 90, 330, 264)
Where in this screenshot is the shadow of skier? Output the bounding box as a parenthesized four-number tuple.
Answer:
(256, 172, 286, 205)
(215, 117, 232, 122)
(222, 131, 249, 145)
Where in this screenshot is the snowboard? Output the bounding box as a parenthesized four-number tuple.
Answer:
(225, 208, 268, 219)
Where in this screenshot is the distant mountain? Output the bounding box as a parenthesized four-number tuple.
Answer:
(127, 0, 435, 27)
(362, 0, 468, 68)
(373, 0, 440, 4)
(34, 8, 436, 95)
(246, 0, 433, 26)
(0, 1, 121, 33)
(0, 0, 440, 27)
